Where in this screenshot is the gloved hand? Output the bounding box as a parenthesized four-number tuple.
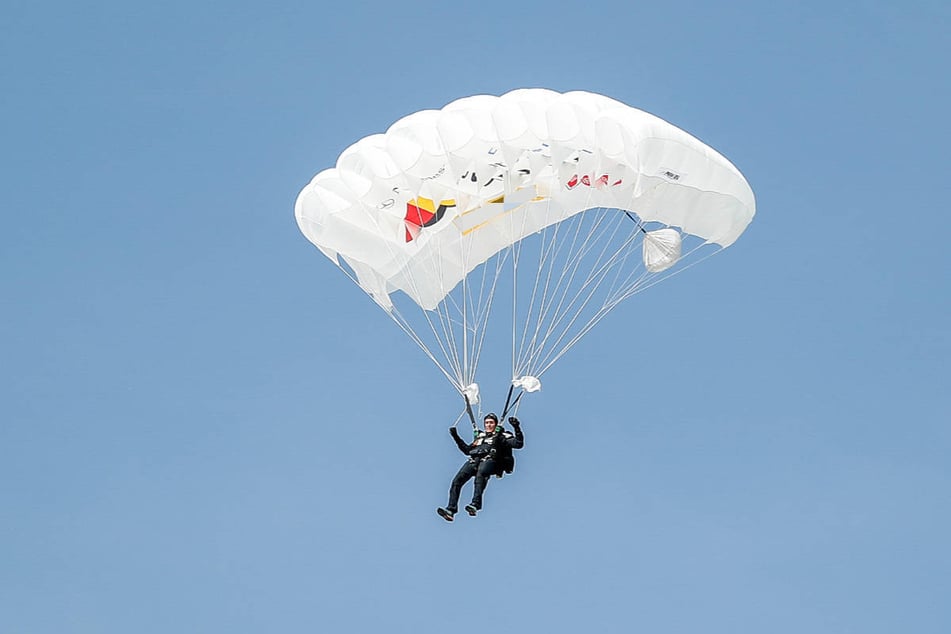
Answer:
(508, 416, 520, 427)
(450, 426, 460, 437)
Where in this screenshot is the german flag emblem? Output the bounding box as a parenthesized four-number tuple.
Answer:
(404, 197, 455, 242)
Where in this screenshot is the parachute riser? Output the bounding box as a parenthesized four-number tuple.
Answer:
(463, 393, 478, 434)
(501, 390, 524, 421)
(459, 384, 523, 435)
(499, 385, 515, 423)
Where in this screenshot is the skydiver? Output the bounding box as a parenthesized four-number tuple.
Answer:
(437, 413, 524, 521)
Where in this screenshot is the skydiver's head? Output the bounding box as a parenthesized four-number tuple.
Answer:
(483, 413, 499, 432)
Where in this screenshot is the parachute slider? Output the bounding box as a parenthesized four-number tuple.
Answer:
(460, 383, 481, 433)
(462, 382, 480, 405)
(512, 375, 541, 392)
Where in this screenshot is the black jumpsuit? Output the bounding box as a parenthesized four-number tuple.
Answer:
(445, 423, 524, 513)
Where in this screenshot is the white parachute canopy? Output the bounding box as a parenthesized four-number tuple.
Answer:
(296, 89, 755, 398)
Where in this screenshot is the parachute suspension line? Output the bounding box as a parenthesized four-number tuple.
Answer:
(434, 110, 479, 389)
(460, 237, 470, 388)
(533, 231, 724, 378)
(327, 258, 460, 390)
(520, 210, 624, 374)
(515, 209, 582, 375)
(407, 190, 503, 388)
(431, 220, 511, 389)
(509, 228, 521, 385)
(615, 211, 726, 302)
(477, 246, 512, 374)
(402, 239, 465, 387)
(327, 167, 726, 397)
(507, 189, 525, 384)
(461, 237, 508, 385)
(535, 239, 723, 378)
(535, 265, 652, 376)
(525, 189, 612, 360)
(616, 241, 725, 302)
(459, 229, 508, 387)
(409, 168, 503, 389)
(391, 181, 513, 390)
(512, 179, 573, 375)
(518, 200, 580, 368)
(318, 198, 460, 387)
(535, 246, 659, 375)
(456, 244, 472, 389)
(518, 202, 662, 379)
(510, 216, 521, 382)
(435, 225, 472, 387)
(452, 401, 480, 435)
(445, 248, 477, 388)
(428, 154, 493, 389)
(516, 197, 617, 376)
(387, 301, 463, 387)
(297, 90, 756, 409)
(597, 219, 645, 304)
(438, 243, 485, 387)
(506, 174, 546, 383)
(346, 194, 468, 389)
(514, 179, 591, 375)
(511, 201, 550, 375)
(531, 212, 654, 376)
(526, 206, 624, 367)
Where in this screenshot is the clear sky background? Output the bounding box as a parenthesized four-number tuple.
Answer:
(3, 1, 949, 632)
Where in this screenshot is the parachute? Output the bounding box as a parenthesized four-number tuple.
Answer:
(296, 89, 754, 404)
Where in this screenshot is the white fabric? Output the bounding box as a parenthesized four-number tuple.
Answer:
(512, 375, 542, 393)
(296, 89, 755, 311)
(295, 89, 756, 395)
(462, 383, 480, 405)
(643, 228, 683, 273)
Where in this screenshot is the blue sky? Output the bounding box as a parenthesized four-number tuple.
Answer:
(2, 1, 949, 632)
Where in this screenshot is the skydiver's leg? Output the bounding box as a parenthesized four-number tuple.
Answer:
(447, 461, 477, 513)
(470, 459, 500, 510)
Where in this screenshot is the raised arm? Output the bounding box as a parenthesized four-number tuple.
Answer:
(449, 427, 473, 455)
(506, 417, 524, 449)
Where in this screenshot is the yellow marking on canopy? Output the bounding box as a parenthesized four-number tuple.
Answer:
(458, 196, 550, 236)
